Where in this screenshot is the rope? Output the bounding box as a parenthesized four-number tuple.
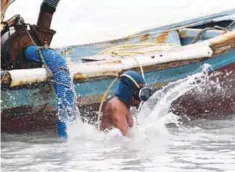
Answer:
(132, 56, 145, 81)
(49, 79, 72, 88)
(226, 20, 235, 30)
(24, 25, 52, 74)
(119, 74, 140, 89)
(96, 56, 146, 130)
(192, 27, 220, 44)
(96, 42, 161, 130)
(98, 43, 178, 57)
(1, 71, 7, 84)
(97, 77, 118, 131)
(192, 21, 235, 44)
(96, 71, 147, 131)
(25, 24, 72, 89)
(97, 42, 177, 80)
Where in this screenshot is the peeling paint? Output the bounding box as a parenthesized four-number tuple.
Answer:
(140, 34, 151, 41)
(156, 32, 169, 43)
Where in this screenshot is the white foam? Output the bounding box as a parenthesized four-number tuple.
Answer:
(65, 64, 222, 156)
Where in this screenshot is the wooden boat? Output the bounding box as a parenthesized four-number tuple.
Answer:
(1, 8, 235, 133)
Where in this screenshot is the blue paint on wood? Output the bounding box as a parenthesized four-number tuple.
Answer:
(60, 30, 182, 62)
(2, 10, 235, 111)
(2, 50, 234, 110)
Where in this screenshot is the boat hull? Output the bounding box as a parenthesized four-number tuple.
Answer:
(1, 61, 235, 133)
(172, 62, 235, 120)
(1, 11, 235, 133)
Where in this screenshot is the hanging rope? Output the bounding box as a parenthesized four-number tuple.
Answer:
(25, 24, 72, 89)
(96, 52, 147, 131)
(192, 21, 235, 44)
(226, 20, 235, 30)
(132, 56, 145, 81)
(96, 42, 165, 130)
(24, 24, 52, 74)
(97, 77, 118, 131)
(96, 66, 145, 131)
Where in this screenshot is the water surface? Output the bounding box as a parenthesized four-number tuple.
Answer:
(1, 70, 235, 172)
(1, 119, 235, 172)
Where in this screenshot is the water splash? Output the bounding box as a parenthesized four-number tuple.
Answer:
(67, 64, 222, 149)
(2, 65, 231, 172)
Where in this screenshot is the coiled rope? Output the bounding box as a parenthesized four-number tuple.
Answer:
(98, 42, 178, 57)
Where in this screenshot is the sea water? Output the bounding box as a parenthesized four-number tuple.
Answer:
(1, 66, 235, 172)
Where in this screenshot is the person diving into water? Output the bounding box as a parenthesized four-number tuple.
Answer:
(101, 70, 152, 136)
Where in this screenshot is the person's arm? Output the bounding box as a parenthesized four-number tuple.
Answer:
(112, 110, 129, 136)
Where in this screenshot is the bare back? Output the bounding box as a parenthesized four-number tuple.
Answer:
(101, 97, 134, 136)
